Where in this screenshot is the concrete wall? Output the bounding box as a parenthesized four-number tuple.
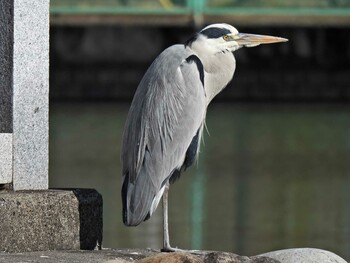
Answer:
(50, 25, 350, 102)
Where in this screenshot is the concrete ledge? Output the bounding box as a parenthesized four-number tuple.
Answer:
(0, 189, 102, 252)
(0, 133, 12, 184)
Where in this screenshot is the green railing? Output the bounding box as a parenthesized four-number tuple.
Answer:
(51, 0, 191, 15)
(50, 0, 350, 25)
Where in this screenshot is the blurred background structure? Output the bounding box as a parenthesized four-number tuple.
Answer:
(48, 0, 350, 260)
(50, 0, 350, 101)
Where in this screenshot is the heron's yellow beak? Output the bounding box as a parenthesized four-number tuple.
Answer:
(234, 33, 288, 47)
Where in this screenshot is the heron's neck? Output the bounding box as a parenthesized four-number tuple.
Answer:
(189, 44, 236, 104)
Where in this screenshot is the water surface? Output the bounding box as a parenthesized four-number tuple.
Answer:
(49, 102, 350, 260)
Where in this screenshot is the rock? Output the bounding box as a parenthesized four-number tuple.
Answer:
(259, 248, 348, 263)
(103, 260, 130, 263)
(125, 251, 281, 263)
(100, 250, 280, 263)
(137, 252, 201, 263)
(0, 248, 347, 263)
(250, 256, 281, 263)
(203, 251, 247, 263)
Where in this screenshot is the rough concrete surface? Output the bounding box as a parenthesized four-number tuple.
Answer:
(0, 134, 12, 184)
(0, 189, 102, 253)
(0, 248, 347, 263)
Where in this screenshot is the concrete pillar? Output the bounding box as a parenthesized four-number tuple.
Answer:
(0, 0, 49, 190)
(0, 1, 103, 253)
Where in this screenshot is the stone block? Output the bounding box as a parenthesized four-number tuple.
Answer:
(0, 189, 102, 252)
(0, 134, 12, 184)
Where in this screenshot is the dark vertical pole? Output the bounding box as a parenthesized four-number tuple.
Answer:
(0, 0, 13, 133)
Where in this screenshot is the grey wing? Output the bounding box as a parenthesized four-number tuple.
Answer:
(121, 46, 206, 226)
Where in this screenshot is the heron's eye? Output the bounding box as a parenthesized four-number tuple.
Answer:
(223, 35, 230, 41)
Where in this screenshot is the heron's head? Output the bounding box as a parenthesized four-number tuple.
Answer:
(186, 23, 288, 54)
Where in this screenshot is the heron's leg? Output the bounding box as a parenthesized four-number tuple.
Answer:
(161, 184, 173, 252)
(162, 184, 184, 252)
(161, 185, 202, 253)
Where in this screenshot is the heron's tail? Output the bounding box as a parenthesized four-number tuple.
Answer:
(121, 172, 159, 226)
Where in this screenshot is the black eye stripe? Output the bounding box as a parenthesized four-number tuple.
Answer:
(200, 27, 231, 39)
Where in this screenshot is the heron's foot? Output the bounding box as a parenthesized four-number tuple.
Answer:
(161, 246, 182, 252)
(161, 246, 202, 254)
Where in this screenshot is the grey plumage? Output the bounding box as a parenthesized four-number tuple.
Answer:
(122, 45, 206, 226)
(121, 23, 287, 251)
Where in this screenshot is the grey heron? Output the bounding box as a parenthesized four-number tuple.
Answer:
(121, 23, 287, 251)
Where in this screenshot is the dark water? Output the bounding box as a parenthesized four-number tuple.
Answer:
(49, 102, 350, 260)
